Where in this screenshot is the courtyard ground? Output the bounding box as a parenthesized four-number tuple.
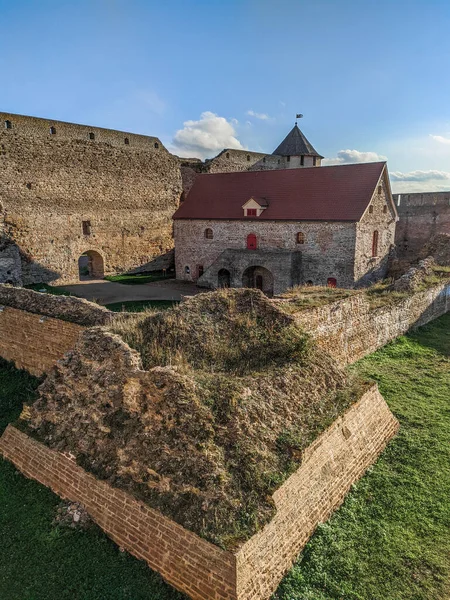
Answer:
(0, 314, 448, 600)
(60, 278, 201, 305)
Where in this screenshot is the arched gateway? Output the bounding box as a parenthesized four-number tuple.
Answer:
(78, 250, 105, 279)
(242, 266, 274, 296)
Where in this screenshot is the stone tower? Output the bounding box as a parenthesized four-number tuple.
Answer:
(272, 122, 323, 169)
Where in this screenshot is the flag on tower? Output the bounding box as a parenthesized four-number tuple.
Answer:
(296, 113, 303, 119)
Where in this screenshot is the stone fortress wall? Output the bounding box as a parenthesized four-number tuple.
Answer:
(180, 149, 320, 196)
(0, 112, 182, 284)
(292, 280, 450, 365)
(393, 191, 450, 259)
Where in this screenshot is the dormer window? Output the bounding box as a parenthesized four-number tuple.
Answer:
(242, 197, 268, 217)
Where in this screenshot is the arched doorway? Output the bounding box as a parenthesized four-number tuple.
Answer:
(218, 268, 231, 288)
(242, 266, 274, 296)
(78, 250, 104, 279)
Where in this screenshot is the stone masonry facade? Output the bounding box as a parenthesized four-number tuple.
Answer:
(355, 170, 397, 284)
(0, 112, 182, 284)
(174, 170, 396, 293)
(0, 383, 398, 600)
(175, 219, 357, 292)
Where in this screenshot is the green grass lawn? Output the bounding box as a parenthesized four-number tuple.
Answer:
(0, 315, 449, 599)
(104, 271, 175, 285)
(105, 299, 178, 312)
(24, 283, 76, 296)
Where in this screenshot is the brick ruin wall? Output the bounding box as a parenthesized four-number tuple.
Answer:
(0, 112, 182, 284)
(0, 306, 84, 376)
(0, 425, 237, 600)
(0, 383, 398, 600)
(292, 280, 450, 365)
(235, 385, 398, 600)
(0, 284, 113, 375)
(393, 191, 450, 260)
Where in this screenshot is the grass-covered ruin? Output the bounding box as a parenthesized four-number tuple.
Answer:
(23, 289, 368, 549)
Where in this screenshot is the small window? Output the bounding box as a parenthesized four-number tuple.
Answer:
(372, 230, 379, 257)
(369, 205, 374, 214)
(4, 120, 12, 130)
(300, 156, 304, 166)
(154, 142, 159, 149)
(247, 233, 257, 250)
(378, 185, 382, 194)
(383, 205, 387, 213)
(82, 220, 91, 235)
(124, 137, 129, 145)
(287, 156, 290, 162)
(296, 232, 305, 244)
(277, 159, 280, 164)
(185, 266, 190, 275)
(226, 152, 230, 158)
(205, 228, 213, 239)
(26, 183, 32, 190)
(88, 132, 95, 140)
(197, 265, 204, 278)
(313, 157, 317, 166)
(263, 157, 266, 163)
(246, 208, 257, 217)
(247, 155, 250, 161)
(327, 277, 337, 288)
(50, 126, 56, 135)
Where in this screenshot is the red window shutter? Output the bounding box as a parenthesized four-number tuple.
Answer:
(372, 231, 379, 257)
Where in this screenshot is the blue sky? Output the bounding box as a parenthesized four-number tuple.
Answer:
(1, 0, 450, 192)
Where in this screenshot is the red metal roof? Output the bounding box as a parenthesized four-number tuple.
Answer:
(173, 162, 387, 222)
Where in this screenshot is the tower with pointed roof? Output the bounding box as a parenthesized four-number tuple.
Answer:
(272, 121, 323, 169)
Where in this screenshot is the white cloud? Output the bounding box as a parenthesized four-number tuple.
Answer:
(172, 111, 244, 159)
(390, 170, 450, 182)
(323, 149, 387, 165)
(390, 170, 450, 193)
(430, 134, 450, 145)
(246, 109, 270, 120)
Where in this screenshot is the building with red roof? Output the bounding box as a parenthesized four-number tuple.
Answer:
(174, 127, 398, 295)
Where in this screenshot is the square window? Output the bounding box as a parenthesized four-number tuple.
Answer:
(247, 208, 257, 216)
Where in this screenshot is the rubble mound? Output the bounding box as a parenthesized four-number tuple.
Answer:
(26, 289, 368, 549)
(393, 257, 436, 292)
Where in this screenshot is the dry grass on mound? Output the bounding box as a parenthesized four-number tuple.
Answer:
(276, 285, 357, 313)
(27, 289, 368, 549)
